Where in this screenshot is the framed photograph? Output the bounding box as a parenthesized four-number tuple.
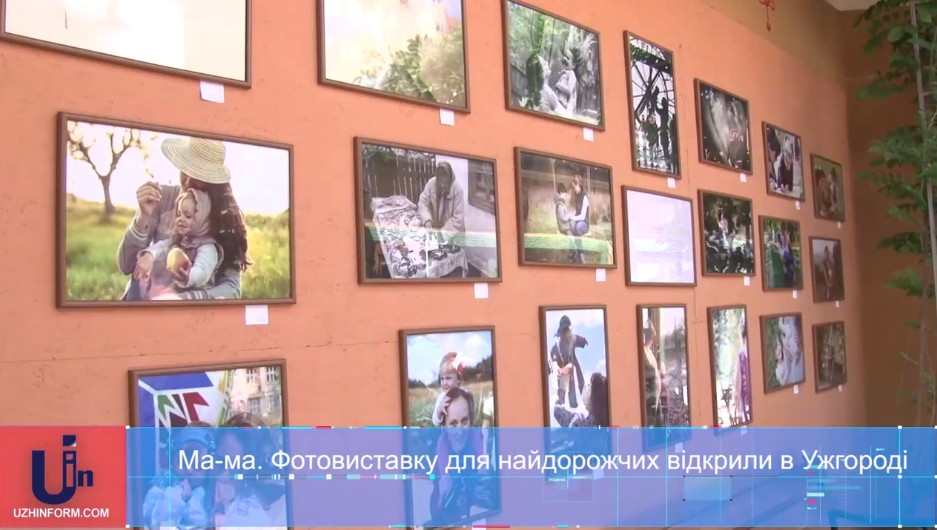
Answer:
(813, 321, 847, 392)
(637, 305, 690, 427)
(707, 305, 753, 427)
(763, 122, 805, 201)
(695, 80, 752, 174)
(699, 190, 755, 276)
(811, 155, 846, 222)
(625, 32, 679, 177)
(502, 0, 604, 128)
(317, 0, 469, 111)
(540, 306, 610, 428)
(57, 113, 294, 307)
(759, 313, 806, 392)
(622, 187, 696, 286)
(1, 0, 250, 85)
(759, 216, 804, 291)
(128, 360, 287, 528)
(399, 326, 500, 527)
(809, 237, 845, 303)
(515, 149, 615, 268)
(355, 138, 501, 282)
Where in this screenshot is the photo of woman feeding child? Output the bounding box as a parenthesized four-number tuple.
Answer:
(58, 114, 293, 306)
(400, 327, 500, 528)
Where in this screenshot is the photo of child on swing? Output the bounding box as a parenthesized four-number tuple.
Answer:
(516, 149, 615, 268)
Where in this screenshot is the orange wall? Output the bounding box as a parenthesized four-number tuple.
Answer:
(0, 0, 865, 434)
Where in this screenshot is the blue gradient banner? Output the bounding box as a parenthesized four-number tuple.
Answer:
(126, 427, 936, 527)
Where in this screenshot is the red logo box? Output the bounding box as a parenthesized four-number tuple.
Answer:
(0, 426, 126, 528)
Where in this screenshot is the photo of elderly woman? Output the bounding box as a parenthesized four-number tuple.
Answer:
(517, 149, 615, 267)
(357, 139, 501, 282)
(763, 123, 804, 201)
(58, 114, 293, 306)
(400, 327, 499, 527)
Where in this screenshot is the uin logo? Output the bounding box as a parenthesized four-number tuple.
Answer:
(31, 434, 94, 505)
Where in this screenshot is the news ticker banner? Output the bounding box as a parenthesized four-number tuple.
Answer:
(0, 427, 934, 528)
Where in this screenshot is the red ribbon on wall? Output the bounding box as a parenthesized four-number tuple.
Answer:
(760, 0, 776, 30)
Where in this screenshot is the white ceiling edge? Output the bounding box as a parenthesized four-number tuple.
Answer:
(825, 0, 877, 11)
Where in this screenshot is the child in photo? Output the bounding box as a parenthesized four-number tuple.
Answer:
(142, 423, 214, 529)
(554, 183, 579, 263)
(431, 353, 485, 463)
(133, 188, 224, 298)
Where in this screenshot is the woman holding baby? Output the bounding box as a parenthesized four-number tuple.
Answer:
(116, 136, 251, 301)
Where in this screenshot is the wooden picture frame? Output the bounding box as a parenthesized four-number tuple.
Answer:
(762, 122, 805, 201)
(813, 321, 847, 392)
(502, 0, 605, 130)
(539, 305, 611, 428)
(758, 216, 804, 292)
(624, 31, 680, 178)
(57, 112, 295, 307)
(354, 137, 502, 284)
(698, 189, 755, 277)
(515, 147, 617, 268)
(316, 0, 471, 112)
(759, 313, 806, 393)
(695, 79, 753, 174)
(636, 304, 691, 427)
(0, 0, 252, 86)
(398, 325, 501, 528)
(622, 186, 697, 286)
(706, 305, 753, 427)
(810, 154, 846, 223)
(809, 236, 845, 303)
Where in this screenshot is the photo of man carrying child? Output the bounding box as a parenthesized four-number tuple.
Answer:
(518, 150, 615, 267)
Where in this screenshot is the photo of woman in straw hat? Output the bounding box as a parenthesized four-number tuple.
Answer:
(58, 113, 293, 305)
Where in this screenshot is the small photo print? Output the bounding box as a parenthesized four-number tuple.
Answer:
(759, 216, 803, 290)
(760, 314, 806, 392)
(814, 322, 847, 392)
(708, 306, 753, 427)
(810, 237, 845, 302)
(811, 155, 846, 222)
(400, 327, 499, 528)
(699, 191, 754, 276)
(696, 80, 752, 173)
(763, 123, 804, 200)
(517, 150, 615, 267)
(638, 305, 690, 427)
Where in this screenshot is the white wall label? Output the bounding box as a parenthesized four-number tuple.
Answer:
(667, 177, 676, 189)
(583, 127, 594, 141)
(595, 269, 606, 282)
(439, 109, 455, 126)
(474, 282, 489, 299)
(199, 81, 225, 103)
(740, 173, 747, 183)
(245, 305, 268, 325)
(743, 276, 750, 286)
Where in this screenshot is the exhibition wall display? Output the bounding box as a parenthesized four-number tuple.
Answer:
(0, 0, 862, 437)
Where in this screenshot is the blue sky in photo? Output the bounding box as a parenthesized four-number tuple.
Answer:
(443, 0, 463, 19)
(406, 330, 493, 386)
(543, 308, 608, 377)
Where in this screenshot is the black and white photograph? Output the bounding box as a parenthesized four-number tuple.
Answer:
(625, 32, 679, 177)
(356, 139, 501, 283)
(763, 122, 804, 201)
(503, 0, 604, 128)
(695, 80, 752, 173)
(699, 190, 754, 276)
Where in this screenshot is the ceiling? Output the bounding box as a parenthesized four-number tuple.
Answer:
(825, 0, 877, 10)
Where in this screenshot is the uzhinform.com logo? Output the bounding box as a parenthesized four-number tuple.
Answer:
(14, 434, 110, 520)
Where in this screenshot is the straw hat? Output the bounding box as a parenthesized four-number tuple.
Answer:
(160, 137, 231, 184)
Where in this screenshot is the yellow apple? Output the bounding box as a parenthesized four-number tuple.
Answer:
(167, 247, 190, 272)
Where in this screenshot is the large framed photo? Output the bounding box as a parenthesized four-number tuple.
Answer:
(809, 237, 845, 303)
(759, 216, 804, 291)
(622, 187, 696, 286)
(317, 0, 469, 111)
(516, 149, 615, 268)
(625, 32, 679, 177)
(1, 0, 250, 85)
(811, 155, 846, 222)
(356, 139, 501, 282)
(637, 305, 690, 427)
(699, 190, 754, 276)
(540, 306, 610, 428)
(763, 122, 805, 201)
(759, 313, 806, 392)
(400, 326, 500, 527)
(58, 113, 294, 307)
(128, 360, 287, 528)
(707, 305, 753, 427)
(695, 80, 753, 174)
(813, 321, 847, 392)
(502, 0, 604, 128)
